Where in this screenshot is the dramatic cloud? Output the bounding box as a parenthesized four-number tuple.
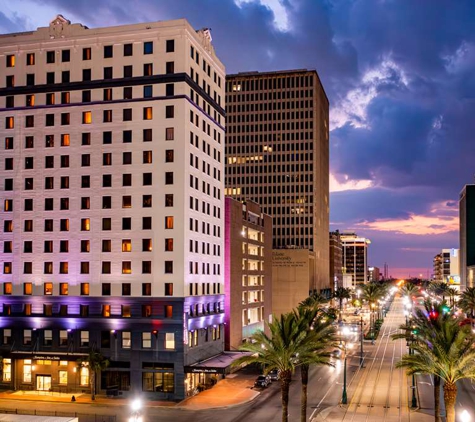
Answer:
(2, 0, 474, 277)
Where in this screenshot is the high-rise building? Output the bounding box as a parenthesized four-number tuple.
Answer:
(329, 230, 343, 290)
(340, 233, 370, 287)
(0, 15, 226, 400)
(225, 69, 330, 293)
(460, 185, 475, 291)
(224, 198, 272, 351)
(433, 249, 460, 289)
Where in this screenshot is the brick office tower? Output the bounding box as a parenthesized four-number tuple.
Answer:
(0, 15, 225, 400)
(225, 70, 330, 298)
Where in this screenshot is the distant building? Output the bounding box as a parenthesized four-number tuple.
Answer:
(329, 231, 343, 290)
(433, 249, 460, 289)
(272, 249, 315, 316)
(224, 198, 272, 351)
(340, 233, 370, 287)
(225, 69, 331, 293)
(459, 185, 475, 291)
(368, 266, 380, 282)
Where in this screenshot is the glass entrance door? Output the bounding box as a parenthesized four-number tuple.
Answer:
(36, 375, 51, 391)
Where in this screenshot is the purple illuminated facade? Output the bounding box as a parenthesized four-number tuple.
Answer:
(0, 16, 226, 400)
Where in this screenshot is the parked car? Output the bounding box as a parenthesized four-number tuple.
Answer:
(330, 348, 342, 358)
(268, 369, 279, 381)
(254, 375, 271, 388)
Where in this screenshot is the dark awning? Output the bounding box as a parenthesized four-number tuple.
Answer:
(184, 351, 252, 375)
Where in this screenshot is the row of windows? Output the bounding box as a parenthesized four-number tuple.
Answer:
(4, 106, 175, 129)
(228, 110, 314, 124)
(2, 281, 221, 298)
(1, 260, 173, 275)
(226, 142, 313, 153)
(227, 132, 313, 144)
(4, 128, 174, 150)
(227, 123, 314, 134)
(5, 83, 174, 108)
(226, 75, 314, 92)
(3, 194, 169, 211)
(5, 41, 172, 69)
(227, 90, 315, 104)
(3, 238, 161, 253)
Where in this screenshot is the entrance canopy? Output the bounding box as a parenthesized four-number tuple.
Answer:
(184, 351, 252, 375)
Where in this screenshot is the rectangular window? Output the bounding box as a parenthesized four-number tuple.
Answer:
(166, 83, 174, 96)
(103, 67, 113, 79)
(104, 45, 113, 58)
(60, 283, 68, 295)
(166, 106, 174, 118)
(165, 216, 174, 229)
(142, 261, 152, 274)
(25, 115, 34, 128)
(122, 305, 131, 318)
(123, 65, 133, 78)
(143, 85, 152, 97)
(82, 133, 91, 145)
(81, 283, 90, 295)
(102, 304, 111, 317)
(123, 86, 132, 99)
(27, 53, 35, 65)
(80, 331, 89, 347)
(44, 330, 53, 346)
(46, 72, 54, 84)
(142, 332, 151, 348)
(82, 90, 91, 102)
(81, 218, 90, 231)
(142, 283, 152, 296)
(165, 332, 175, 349)
(166, 127, 174, 140)
(6, 75, 14, 88)
(166, 62, 174, 74)
(23, 330, 32, 345)
(102, 218, 112, 230)
(82, 111, 92, 124)
(26, 95, 35, 107)
(103, 88, 112, 101)
(143, 129, 152, 142)
(123, 130, 132, 143)
(122, 261, 132, 274)
(124, 43, 133, 56)
(122, 332, 131, 349)
(122, 239, 132, 252)
(143, 41, 153, 54)
(6, 54, 15, 67)
(165, 261, 173, 274)
(59, 371, 68, 385)
(164, 305, 173, 318)
(103, 110, 112, 123)
(81, 240, 90, 252)
(3, 358, 11, 381)
(61, 71, 70, 83)
(165, 283, 173, 296)
(61, 134, 70, 146)
(5, 116, 14, 129)
(83, 47, 91, 60)
(166, 39, 175, 53)
(80, 262, 90, 274)
(123, 109, 132, 121)
(143, 63, 153, 76)
(143, 107, 152, 120)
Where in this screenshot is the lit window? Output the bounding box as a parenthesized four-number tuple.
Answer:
(102, 304, 111, 317)
(6, 55, 15, 67)
(82, 111, 92, 124)
(122, 331, 131, 349)
(165, 332, 175, 349)
(59, 370, 68, 385)
(81, 218, 90, 231)
(165, 216, 174, 229)
(3, 359, 11, 381)
(143, 107, 152, 120)
(122, 239, 132, 252)
(142, 332, 151, 348)
(80, 366, 89, 386)
(122, 261, 132, 274)
(61, 134, 70, 146)
(23, 359, 32, 382)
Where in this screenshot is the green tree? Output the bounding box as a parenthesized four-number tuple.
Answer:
(333, 287, 352, 322)
(459, 286, 475, 318)
(400, 283, 418, 299)
(78, 350, 109, 400)
(235, 313, 325, 422)
(362, 283, 386, 337)
(446, 287, 458, 310)
(299, 292, 328, 311)
(293, 306, 337, 422)
(394, 310, 475, 422)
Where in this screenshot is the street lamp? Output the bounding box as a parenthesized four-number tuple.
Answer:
(341, 327, 352, 405)
(129, 399, 143, 422)
(360, 316, 364, 367)
(408, 331, 418, 408)
(460, 409, 471, 422)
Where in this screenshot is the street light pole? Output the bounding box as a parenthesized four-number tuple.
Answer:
(410, 336, 418, 408)
(342, 349, 348, 404)
(360, 316, 364, 367)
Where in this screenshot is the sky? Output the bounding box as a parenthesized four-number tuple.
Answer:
(1, 0, 474, 279)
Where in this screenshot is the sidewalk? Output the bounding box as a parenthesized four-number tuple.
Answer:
(0, 370, 260, 411)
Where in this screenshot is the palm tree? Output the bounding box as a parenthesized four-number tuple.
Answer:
(78, 350, 109, 400)
(446, 287, 458, 310)
(362, 283, 385, 337)
(333, 287, 352, 322)
(394, 310, 475, 422)
(293, 306, 337, 422)
(393, 303, 450, 422)
(400, 283, 418, 300)
(235, 313, 327, 422)
(299, 291, 328, 310)
(459, 286, 475, 318)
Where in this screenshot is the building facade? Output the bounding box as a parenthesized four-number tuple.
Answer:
(460, 185, 475, 291)
(224, 198, 272, 351)
(340, 233, 370, 287)
(224, 69, 330, 293)
(433, 249, 460, 289)
(0, 16, 226, 400)
(329, 230, 343, 291)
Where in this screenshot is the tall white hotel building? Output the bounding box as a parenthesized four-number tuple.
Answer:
(0, 15, 225, 400)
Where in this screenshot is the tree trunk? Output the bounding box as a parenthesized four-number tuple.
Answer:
(339, 298, 343, 321)
(300, 365, 309, 422)
(280, 371, 291, 422)
(443, 381, 457, 422)
(90, 371, 96, 400)
(433, 375, 441, 422)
